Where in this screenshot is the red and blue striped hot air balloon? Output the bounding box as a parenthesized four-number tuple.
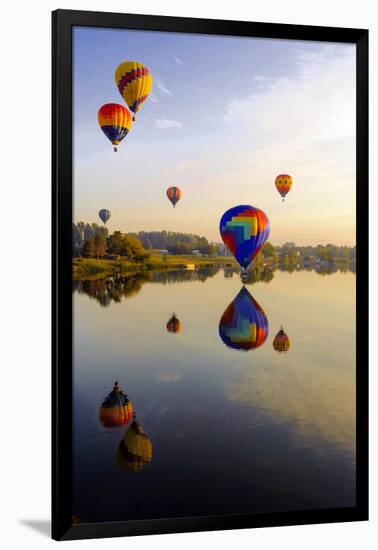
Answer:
(98, 103, 132, 152)
(219, 205, 270, 280)
(219, 287, 269, 351)
(166, 186, 182, 208)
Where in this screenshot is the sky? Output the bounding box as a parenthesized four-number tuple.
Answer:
(73, 27, 356, 245)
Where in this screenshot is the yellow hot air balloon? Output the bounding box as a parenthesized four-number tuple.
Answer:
(117, 414, 152, 472)
(115, 61, 153, 121)
(275, 174, 293, 201)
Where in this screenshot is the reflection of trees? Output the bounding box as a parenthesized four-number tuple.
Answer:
(223, 265, 275, 285)
(73, 266, 222, 306)
(223, 264, 355, 284)
(150, 265, 221, 284)
(74, 273, 151, 306)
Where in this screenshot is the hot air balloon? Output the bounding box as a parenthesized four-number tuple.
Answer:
(166, 313, 181, 334)
(275, 174, 293, 201)
(117, 413, 152, 472)
(166, 186, 182, 208)
(115, 61, 153, 121)
(99, 381, 133, 428)
(98, 103, 132, 152)
(219, 287, 269, 351)
(273, 326, 291, 352)
(219, 205, 270, 282)
(98, 209, 111, 225)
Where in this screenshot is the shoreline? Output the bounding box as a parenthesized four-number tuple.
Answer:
(72, 255, 235, 280)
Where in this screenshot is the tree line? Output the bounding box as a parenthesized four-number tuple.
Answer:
(73, 222, 150, 261)
(133, 230, 220, 255)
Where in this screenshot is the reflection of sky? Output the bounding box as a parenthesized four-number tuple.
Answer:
(73, 269, 355, 522)
(73, 27, 356, 244)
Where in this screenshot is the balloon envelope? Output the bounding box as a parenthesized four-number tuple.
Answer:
(98, 103, 132, 150)
(219, 205, 270, 268)
(273, 327, 291, 352)
(166, 314, 181, 333)
(275, 174, 293, 200)
(99, 382, 133, 428)
(117, 418, 152, 472)
(219, 287, 269, 351)
(115, 61, 152, 118)
(98, 209, 111, 224)
(166, 186, 182, 207)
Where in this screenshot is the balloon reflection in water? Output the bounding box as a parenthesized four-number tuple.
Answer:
(273, 326, 291, 353)
(99, 381, 133, 428)
(219, 287, 269, 351)
(117, 414, 152, 472)
(166, 313, 181, 334)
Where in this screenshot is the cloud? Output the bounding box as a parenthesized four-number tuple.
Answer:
(156, 78, 172, 95)
(155, 119, 183, 129)
(149, 92, 158, 103)
(174, 56, 184, 65)
(224, 46, 355, 145)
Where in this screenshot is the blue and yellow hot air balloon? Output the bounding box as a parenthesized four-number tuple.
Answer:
(115, 61, 152, 121)
(219, 287, 269, 351)
(117, 414, 152, 472)
(275, 174, 293, 201)
(219, 205, 270, 282)
(98, 103, 132, 152)
(166, 186, 182, 208)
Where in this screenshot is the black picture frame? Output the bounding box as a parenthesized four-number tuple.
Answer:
(52, 9, 369, 541)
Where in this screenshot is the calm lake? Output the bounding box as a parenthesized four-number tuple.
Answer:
(72, 267, 356, 524)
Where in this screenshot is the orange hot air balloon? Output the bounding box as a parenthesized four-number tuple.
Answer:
(98, 103, 132, 152)
(99, 381, 133, 428)
(166, 186, 182, 208)
(273, 326, 291, 352)
(166, 313, 181, 334)
(275, 174, 293, 201)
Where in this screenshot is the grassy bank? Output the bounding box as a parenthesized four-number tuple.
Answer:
(73, 253, 234, 280)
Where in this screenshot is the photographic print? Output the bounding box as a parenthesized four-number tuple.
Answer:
(52, 11, 368, 539)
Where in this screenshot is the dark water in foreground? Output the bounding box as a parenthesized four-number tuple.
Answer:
(73, 267, 356, 524)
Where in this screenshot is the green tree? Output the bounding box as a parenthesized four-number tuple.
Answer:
(82, 238, 96, 257)
(93, 234, 106, 259)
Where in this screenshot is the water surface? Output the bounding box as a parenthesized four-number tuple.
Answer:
(73, 267, 356, 523)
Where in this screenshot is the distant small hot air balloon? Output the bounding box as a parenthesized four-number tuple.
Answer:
(98, 103, 132, 152)
(219, 205, 270, 282)
(166, 313, 181, 334)
(117, 414, 152, 472)
(99, 381, 133, 428)
(98, 209, 111, 225)
(275, 174, 293, 201)
(219, 287, 269, 351)
(166, 186, 182, 208)
(115, 61, 153, 121)
(273, 326, 291, 352)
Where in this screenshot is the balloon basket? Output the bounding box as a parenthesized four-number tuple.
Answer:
(240, 268, 248, 285)
(113, 146, 118, 152)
